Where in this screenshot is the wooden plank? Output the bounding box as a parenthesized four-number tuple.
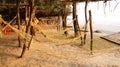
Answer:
(100, 32, 120, 45)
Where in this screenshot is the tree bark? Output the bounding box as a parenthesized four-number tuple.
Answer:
(17, 0, 22, 47)
(76, 15, 83, 45)
(62, 4, 68, 36)
(73, 0, 80, 37)
(20, 0, 36, 58)
(89, 10, 93, 54)
(83, 0, 88, 45)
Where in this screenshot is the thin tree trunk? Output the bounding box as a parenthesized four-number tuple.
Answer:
(62, 15, 68, 36)
(17, 0, 22, 47)
(83, 0, 88, 45)
(89, 10, 93, 54)
(76, 15, 83, 45)
(2, 0, 5, 4)
(28, 35, 33, 50)
(57, 15, 61, 31)
(20, 0, 35, 58)
(73, 0, 80, 37)
(28, 26, 35, 50)
(62, 4, 68, 36)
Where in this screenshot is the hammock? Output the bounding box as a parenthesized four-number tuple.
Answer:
(0, 16, 89, 45)
(33, 18, 84, 44)
(0, 17, 27, 38)
(34, 25, 83, 44)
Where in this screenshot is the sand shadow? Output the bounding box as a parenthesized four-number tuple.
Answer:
(0, 52, 19, 58)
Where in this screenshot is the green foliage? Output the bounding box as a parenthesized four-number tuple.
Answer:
(0, 0, 71, 16)
(36, 0, 71, 16)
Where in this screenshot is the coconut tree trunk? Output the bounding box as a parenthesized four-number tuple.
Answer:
(17, 0, 22, 47)
(73, 0, 80, 37)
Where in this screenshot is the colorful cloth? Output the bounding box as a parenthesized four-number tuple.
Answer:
(3, 26, 10, 35)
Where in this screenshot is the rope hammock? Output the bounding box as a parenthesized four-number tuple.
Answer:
(0, 17, 29, 39)
(33, 18, 89, 45)
(0, 16, 89, 45)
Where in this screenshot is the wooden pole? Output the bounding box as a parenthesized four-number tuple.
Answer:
(20, 0, 35, 58)
(62, 4, 68, 36)
(83, 0, 88, 45)
(89, 10, 93, 54)
(28, 26, 35, 50)
(17, 0, 22, 47)
(76, 15, 83, 45)
(72, 0, 80, 37)
(57, 15, 61, 31)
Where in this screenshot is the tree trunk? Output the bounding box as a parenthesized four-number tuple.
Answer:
(62, 4, 68, 36)
(84, 0, 88, 44)
(17, 0, 22, 47)
(73, 0, 80, 37)
(57, 15, 61, 31)
(89, 10, 93, 54)
(83, 0, 88, 45)
(76, 15, 83, 45)
(20, 0, 35, 58)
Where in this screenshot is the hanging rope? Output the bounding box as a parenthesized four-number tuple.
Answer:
(0, 17, 28, 38)
(0, 16, 89, 45)
(32, 18, 84, 44)
(34, 25, 84, 44)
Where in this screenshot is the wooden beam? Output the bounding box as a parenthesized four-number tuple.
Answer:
(0, 3, 29, 6)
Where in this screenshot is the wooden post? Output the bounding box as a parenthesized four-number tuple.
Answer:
(20, 0, 36, 58)
(57, 15, 61, 31)
(83, 0, 88, 45)
(89, 10, 93, 54)
(62, 4, 68, 36)
(76, 15, 83, 45)
(72, 0, 80, 37)
(28, 26, 35, 50)
(17, 0, 22, 47)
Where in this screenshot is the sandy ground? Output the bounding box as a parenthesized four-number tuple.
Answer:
(0, 30, 120, 67)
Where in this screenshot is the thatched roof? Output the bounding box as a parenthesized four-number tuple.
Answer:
(0, 0, 111, 20)
(60, 0, 111, 2)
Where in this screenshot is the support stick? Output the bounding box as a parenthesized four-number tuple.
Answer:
(83, 0, 88, 45)
(89, 10, 93, 54)
(17, 0, 22, 47)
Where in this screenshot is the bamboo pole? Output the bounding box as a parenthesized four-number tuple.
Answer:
(83, 0, 88, 45)
(17, 0, 22, 47)
(89, 10, 93, 54)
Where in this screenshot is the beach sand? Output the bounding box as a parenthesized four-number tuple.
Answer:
(0, 27, 120, 67)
